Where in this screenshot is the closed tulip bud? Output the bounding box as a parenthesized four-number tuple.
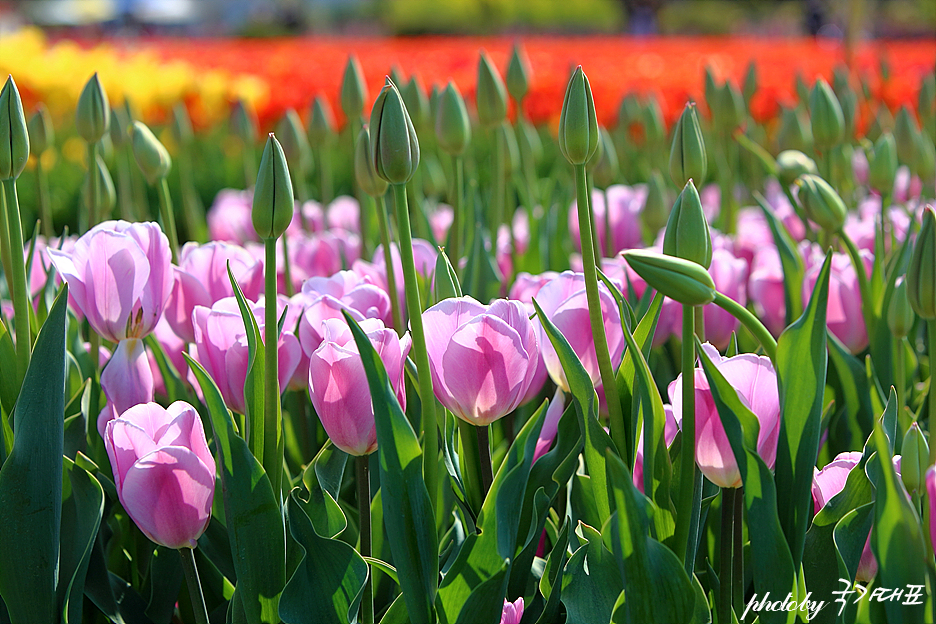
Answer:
(252, 133, 294, 240)
(435, 81, 471, 156)
(742, 61, 757, 104)
(894, 106, 919, 169)
(170, 103, 194, 147)
(110, 104, 131, 148)
(0, 76, 29, 180)
(795, 174, 846, 232)
(642, 170, 669, 234)
(276, 109, 312, 173)
(663, 180, 712, 268)
(795, 72, 810, 105)
(866, 105, 894, 144)
(476, 51, 508, 129)
(28, 103, 53, 155)
(354, 125, 388, 198)
(868, 132, 898, 193)
(907, 206, 936, 319)
(703, 67, 719, 115)
(558, 66, 599, 166)
(622, 249, 717, 306)
(230, 99, 257, 145)
(370, 79, 420, 185)
(591, 127, 619, 188)
(901, 422, 929, 493)
(714, 82, 745, 133)
(131, 121, 171, 184)
(507, 43, 531, 105)
(85, 154, 116, 217)
(776, 149, 818, 187)
(809, 78, 845, 151)
(340, 55, 368, 122)
(618, 93, 641, 129)
(428, 85, 441, 129)
(669, 101, 707, 186)
(919, 73, 935, 126)
(913, 131, 935, 181)
(777, 106, 812, 153)
(308, 96, 335, 147)
(839, 87, 858, 139)
(888, 276, 916, 338)
(402, 75, 429, 129)
(76, 73, 110, 144)
(643, 96, 665, 144)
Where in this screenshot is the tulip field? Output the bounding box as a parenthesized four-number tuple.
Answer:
(1, 29, 936, 624)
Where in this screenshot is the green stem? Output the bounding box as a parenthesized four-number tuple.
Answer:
(719, 487, 735, 624)
(733, 485, 744, 618)
(281, 234, 294, 297)
(449, 155, 463, 275)
(156, 178, 180, 264)
(376, 194, 404, 336)
(895, 336, 906, 410)
(357, 455, 374, 624)
(87, 142, 99, 230)
(178, 146, 206, 242)
(318, 145, 333, 206)
(712, 291, 778, 363)
(349, 117, 369, 257)
(674, 306, 699, 571)
(572, 164, 627, 459)
(264, 237, 282, 498)
(178, 548, 210, 624)
(117, 146, 139, 222)
(694, 304, 706, 341)
(457, 417, 485, 512)
(391, 183, 438, 521)
(477, 424, 493, 500)
(603, 186, 613, 257)
(36, 161, 53, 237)
(0, 186, 13, 305)
(493, 126, 506, 230)
(3, 180, 30, 376)
(837, 228, 874, 337)
(586, 176, 601, 265)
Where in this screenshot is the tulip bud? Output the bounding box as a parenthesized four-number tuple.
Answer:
(914, 132, 936, 182)
(776, 150, 818, 187)
(170, 102, 194, 147)
(370, 78, 420, 185)
(435, 81, 470, 156)
(888, 276, 915, 339)
(476, 51, 508, 129)
(131, 121, 171, 184)
(85, 153, 116, 218)
(28, 103, 53, 155)
(230, 99, 257, 145)
(663, 180, 712, 268)
(742, 61, 757, 104)
(901, 422, 929, 493)
(865, 105, 894, 144)
(0, 76, 28, 181)
(498, 121, 520, 176)
(919, 73, 935, 129)
(622, 249, 717, 306)
(795, 72, 810, 105)
(907, 206, 936, 319)
(795, 174, 846, 232)
(340, 55, 368, 122)
(506, 43, 531, 104)
(252, 133, 294, 240)
(809, 78, 845, 151)
(355, 125, 388, 198)
(109, 103, 131, 148)
(591, 127, 619, 188)
(643, 96, 666, 144)
(618, 93, 641, 130)
(517, 117, 542, 166)
(669, 101, 707, 187)
(839, 87, 858, 140)
(703, 67, 719, 116)
(276, 109, 312, 173)
(308, 96, 335, 148)
(713, 81, 745, 133)
(558, 66, 599, 166)
(867, 132, 897, 193)
(76, 73, 110, 144)
(894, 106, 920, 169)
(642, 170, 669, 234)
(428, 85, 441, 129)
(402, 75, 429, 130)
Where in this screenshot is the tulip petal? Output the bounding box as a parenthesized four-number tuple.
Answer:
(101, 338, 155, 415)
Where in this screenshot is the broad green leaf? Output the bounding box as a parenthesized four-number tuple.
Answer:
(379, 594, 410, 624)
(59, 455, 104, 624)
(826, 333, 874, 453)
(299, 442, 348, 538)
(0, 285, 67, 624)
(185, 354, 285, 624)
(345, 314, 438, 624)
(535, 519, 571, 624)
(432, 247, 462, 303)
(833, 503, 874, 590)
(0, 320, 18, 416)
(560, 523, 622, 624)
(143, 546, 183, 624)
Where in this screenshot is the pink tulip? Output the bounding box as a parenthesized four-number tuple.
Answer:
(704, 248, 748, 350)
(190, 297, 301, 414)
(633, 404, 682, 493)
(500, 597, 524, 624)
(801, 243, 871, 354)
(308, 318, 411, 456)
(286, 200, 326, 236)
(325, 195, 361, 233)
(429, 204, 454, 244)
(669, 343, 780, 489)
(207, 189, 258, 244)
(748, 247, 788, 337)
(423, 297, 540, 426)
(104, 401, 216, 549)
(101, 338, 154, 418)
(568, 184, 645, 255)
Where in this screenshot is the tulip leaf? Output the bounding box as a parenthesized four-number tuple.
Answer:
(279, 490, 368, 624)
(344, 313, 438, 624)
(185, 353, 285, 624)
(461, 221, 501, 303)
(0, 285, 67, 624)
(774, 250, 830, 569)
(535, 519, 571, 624)
(753, 191, 804, 325)
(59, 455, 104, 624)
(826, 332, 874, 453)
(299, 442, 348, 538)
(560, 522, 622, 624)
(143, 333, 190, 404)
(379, 594, 410, 624)
(0, 320, 18, 416)
(432, 247, 462, 302)
(833, 503, 874, 588)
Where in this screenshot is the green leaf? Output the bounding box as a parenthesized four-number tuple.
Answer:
(344, 313, 438, 624)
(461, 222, 502, 303)
(279, 490, 368, 624)
(185, 353, 286, 624)
(59, 455, 104, 624)
(0, 320, 18, 416)
(299, 442, 348, 538)
(0, 285, 67, 623)
(535, 519, 571, 624)
(432, 246, 462, 303)
(560, 523, 622, 624)
(826, 333, 874, 452)
(379, 594, 410, 624)
(144, 333, 190, 404)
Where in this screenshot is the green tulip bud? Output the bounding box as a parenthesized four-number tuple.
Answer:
(76, 73, 110, 144)
(354, 125, 388, 198)
(170, 102, 194, 148)
(109, 105, 129, 148)
(913, 131, 935, 181)
(27, 103, 53, 155)
(868, 132, 897, 193)
(252, 133, 294, 240)
(498, 121, 520, 177)
(742, 61, 757, 104)
(592, 127, 619, 189)
(618, 93, 641, 130)
(558, 66, 599, 166)
(907, 206, 936, 319)
(428, 85, 441, 130)
(795, 174, 846, 232)
(340, 55, 368, 122)
(308, 96, 335, 148)
(776, 150, 818, 187)
(919, 73, 935, 131)
(888, 276, 915, 339)
(865, 105, 893, 144)
(131, 121, 171, 184)
(476, 51, 508, 129)
(809, 78, 845, 151)
(839, 87, 857, 140)
(642, 170, 669, 234)
(795, 73, 810, 105)
(832, 66, 850, 98)
(894, 106, 920, 170)
(622, 249, 717, 306)
(370, 78, 420, 185)
(276, 109, 312, 173)
(777, 106, 812, 153)
(900, 422, 929, 493)
(230, 99, 257, 145)
(663, 180, 712, 268)
(643, 96, 665, 144)
(506, 43, 531, 105)
(0, 76, 29, 180)
(669, 102, 707, 187)
(84, 153, 116, 218)
(402, 75, 429, 129)
(435, 81, 470, 156)
(714, 81, 745, 133)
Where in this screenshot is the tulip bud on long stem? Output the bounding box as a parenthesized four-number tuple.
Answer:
(179, 548, 210, 624)
(357, 455, 374, 624)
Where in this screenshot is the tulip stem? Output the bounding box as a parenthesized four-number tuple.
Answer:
(493, 126, 506, 231)
(157, 178, 180, 264)
(281, 234, 294, 297)
(457, 417, 484, 512)
(573, 164, 627, 461)
(242, 139, 256, 192)
(449, 155, 463, 275)
(87, 142, 99, 230)
(674, 305, 700, 571)
(0, 190, 12, 304)
(264, 237, 282, 498)
(178, 548, 210, 624)
(477, 424, 494, 499)
(35, 159, 53, 237)
(895, 337, 906, 410)
(391, 183, 439, 522)
(2, 179, 30, 377)
(712, 291, 778, 363)
(719, 487, 735, 624)
(357, 455, 374, 624)
(376, 193, 404, 335)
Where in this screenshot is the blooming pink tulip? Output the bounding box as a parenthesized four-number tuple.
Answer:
(748, 247, 788, 337)
(801, 243, 871, 354)
(704, 247, 748, 350)
(423, 297, 540, 426)
(104, 401, 216, 549)
(500, 597, 524, 624)
(325, 195, 361, 233)
(207, 189, 259, 244)
(669, 343, 780, 489)
(569, 184, 645, 255)
(286, 200, 326, 236)
(308, 318, 411, 456)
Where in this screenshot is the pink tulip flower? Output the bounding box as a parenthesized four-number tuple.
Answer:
(801, 243, 871, 354)
(104, 401, 216, 549)
(429, 204, 454, 245)
(669, 343, 780, 489)
(500, 597, 524, 624)
(207, 189, 258, 244)
(422, 297, 540, 426)
(308, 318, 411, 456)
(633, 404, 682, 493)
(748, 246, 788, 337)
(568, 184, 645, 255)
(325, 195, 361, 233)
(286, 200, 326, 236)
(704, 248, 748, 350)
